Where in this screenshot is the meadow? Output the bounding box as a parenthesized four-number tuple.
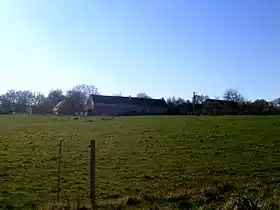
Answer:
(1, 115, 280, 209)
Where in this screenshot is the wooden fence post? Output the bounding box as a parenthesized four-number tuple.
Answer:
(89, 140, 96, 209)
(57, 139, 63, 203)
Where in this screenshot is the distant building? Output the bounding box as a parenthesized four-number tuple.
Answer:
(85, 94, 167, 116)
(203, 99, 240, 114)
(52, 100, 66, 115)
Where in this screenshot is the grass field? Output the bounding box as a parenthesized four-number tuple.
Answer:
(1, 115, 280, 209)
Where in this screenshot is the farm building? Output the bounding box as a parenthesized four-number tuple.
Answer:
(203, 99, 240, 115)
(85, 94, 167, 116)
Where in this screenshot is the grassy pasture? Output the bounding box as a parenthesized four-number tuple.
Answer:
(1, 115, 280, 209)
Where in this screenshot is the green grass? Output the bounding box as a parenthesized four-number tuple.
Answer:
(1, 115, 280, 209)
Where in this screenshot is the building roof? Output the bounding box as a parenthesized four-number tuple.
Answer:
(90, 94, 167, 107)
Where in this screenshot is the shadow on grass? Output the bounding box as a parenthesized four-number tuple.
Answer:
(4, 183, 279, 209)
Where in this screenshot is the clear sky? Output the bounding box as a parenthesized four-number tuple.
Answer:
(0, 0, 279, 100)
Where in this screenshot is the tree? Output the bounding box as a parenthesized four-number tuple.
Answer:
(33, 93, 47, 114)
(136, 92, 151, 99)
(46, 89, 65, 113)
(174, 97, 185, 105)
(0, 94, 12, 113)
(223, 89, 244, 103)
(272, 98, 280, 107)
(66, 89, 86, 114)
(166, 97, 193, 114)
(67, 84, 99, 114)
(5, 90, 17, 105)
(9, 90, 35, 113)
(166, 97, 186, 106)
(47, 89, 65, 105)
(194, 94, 209, 104)
(251, 99, 269, 113)
(72, 84, 99, 97)
(254, 99, 268, 106)
(0, 84, 101, 115)
(166, 97, 173, 106)
(35, 93, 47, 107)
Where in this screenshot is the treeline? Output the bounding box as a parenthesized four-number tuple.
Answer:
(0, 84, 99, 115)
(0, 85, 280, 115)
(165, 89, 280, 115)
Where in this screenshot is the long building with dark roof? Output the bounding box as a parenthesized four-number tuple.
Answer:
(85, 94, 167, 116)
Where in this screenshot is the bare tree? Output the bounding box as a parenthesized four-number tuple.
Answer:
(0, 94, 12, 112)
(35, 93, 47, 107)
(47, 89, 65, 105)
(66, 89, 87, 114)
(46, 89, 66, 113)
(195, 94, 209, 104)
(33, 93, 47, 113)
(136, 92, 151, 99)
(175, 97, 185, 105)
(0, 90, 35, 113)
(72, 84, 99, 97)
(223, 89, 244, 102)
(272, 98, 280, 107)
(5, 90, 17, 109)
(166, 97, 186, 106)
(12, 90, 35, 113)
(0, 84, 100, 115)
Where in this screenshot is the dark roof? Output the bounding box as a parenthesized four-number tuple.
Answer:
(90, 94, 167, 107)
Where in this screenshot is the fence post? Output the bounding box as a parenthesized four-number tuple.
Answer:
(89, 140, 96, 209)
(57, 139, 63, 203)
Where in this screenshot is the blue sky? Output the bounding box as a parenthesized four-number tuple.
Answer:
(0, 0, 279, 100)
